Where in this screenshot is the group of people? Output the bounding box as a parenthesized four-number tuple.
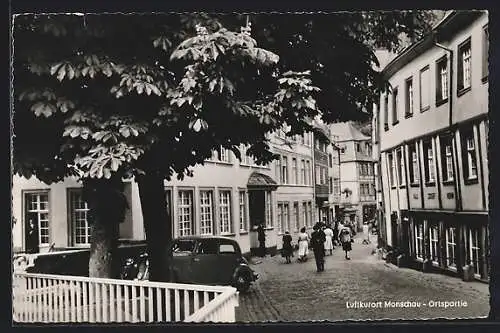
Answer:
(281, 221, 354, 272)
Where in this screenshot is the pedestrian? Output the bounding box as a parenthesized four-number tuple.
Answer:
(339, 225, 353, 260)
(297, 227, 309, 262)
(26, 217, 39, 254)
(281, 231, 293, 264)
(311, 222, 326, 272)
(323, 224, 334, 255)
(257, 223, 266, 257)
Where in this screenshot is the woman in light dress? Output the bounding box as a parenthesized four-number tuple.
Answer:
(297, 227, 309, 262)
(323, 224, 334, 255)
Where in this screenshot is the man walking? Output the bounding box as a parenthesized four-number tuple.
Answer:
(257, 223, 266, 257)
(311, 222, 326, 272)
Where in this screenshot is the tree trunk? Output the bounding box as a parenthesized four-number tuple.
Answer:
(137, 172, 173, 282)
(83, 177, 127, 278)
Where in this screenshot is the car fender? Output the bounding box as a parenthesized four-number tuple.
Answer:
(233, 264, 258, 282)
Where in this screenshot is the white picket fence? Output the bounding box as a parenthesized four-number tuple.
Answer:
(12, 272, 239, 323)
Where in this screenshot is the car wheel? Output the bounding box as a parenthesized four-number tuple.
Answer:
(234, 272, 251, 293)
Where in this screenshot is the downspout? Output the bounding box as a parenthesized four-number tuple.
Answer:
(434, 39, 462, 211)
(434, 37, 464, 275)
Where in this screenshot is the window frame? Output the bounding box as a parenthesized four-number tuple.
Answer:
(405, 76, 414, 118)
(415, 222, 424, 260)
(429, 225, 439, 265)
(68, 189, 91, 246)
(383, 94, 389, 131)
(238, 190, 248, 233)
(177, 189, 195, 237)
(461, 128, 478, 184)
(423, 141, 436, 186)
(440, 135, 455, 184)
(469, 228, 481, 278)
(445, 226, 457, 269)
(392, 87, 399, 125)
(457, 37, 472, 95)
(436, 56, 449, 105)
(482, 25, 489, 82)
(388, 152, 395, 188)
(397, 147, 406, 187)
(199, 189, 215, 236)
(219, 190, 233, 235)
(409, 142, 420, 186)
(25, 191, 51, 247)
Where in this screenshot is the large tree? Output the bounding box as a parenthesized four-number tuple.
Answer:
(13, 12, 437, 280)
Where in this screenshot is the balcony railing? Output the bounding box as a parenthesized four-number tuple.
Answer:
(12, 272, 238, 323)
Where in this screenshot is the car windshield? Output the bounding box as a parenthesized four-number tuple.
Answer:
(172, 240, 196, 255)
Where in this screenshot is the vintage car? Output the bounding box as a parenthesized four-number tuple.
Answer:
(121, 236, 259, 292)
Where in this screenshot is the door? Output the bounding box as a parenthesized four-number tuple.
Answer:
(189, 239, 219, 284)
(217, 240, 241, 284)
(171, 239, 197, 282)
(391, 212, 399, 249)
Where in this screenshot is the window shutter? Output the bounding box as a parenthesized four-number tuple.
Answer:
(435, 62, 441, 101)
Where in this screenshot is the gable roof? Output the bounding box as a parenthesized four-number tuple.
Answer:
(329, 122, 370, 142)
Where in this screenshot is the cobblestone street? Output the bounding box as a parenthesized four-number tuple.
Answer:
(236, 236, 489, 322)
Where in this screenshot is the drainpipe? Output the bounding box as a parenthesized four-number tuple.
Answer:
(434, 39, 462, 211)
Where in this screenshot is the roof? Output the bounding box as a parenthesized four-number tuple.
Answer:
(247, 172, 279, 189)
(329, 122, 370, 142)
(382, 10, 485, 79)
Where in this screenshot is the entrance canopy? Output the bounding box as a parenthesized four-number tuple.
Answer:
(247, 172, 278, 191)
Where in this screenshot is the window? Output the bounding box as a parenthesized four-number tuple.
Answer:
(197, 239, 218, 255)
(219, 146, 231, 163)
(392, 88, 399, 125)
(219, 190, 232, 234)
(328, 154, 333, 167)
(291, 158, 297, 184)
(384, 94, 389, 131)
(333, 177, 340, 195)
(315, 166, 321, 184)
(69, 190, 91, 246)
(302, 202, 308, 227)
(469, 228, 481, 277)
(462, 130, 478, 181)
(277, 203, 283, 234)
(172, 239, 196, 255)
(282, 156, 289, 184)
(397, 148, 406, 186)
(25, 192, 50, 246)
(483, 25, 489, 80)
(219, 243, 236, 254)
(239, 191, 247, 232)
(441, 136, 454, 182)
(308, 202, 313, 227)
(293, 202, 300, 232)
(436, 57, 448, 102)
(276, 156, 282, 184)
(429, 225, 439, 264)
(199, 190, 214, 235)
(415, 222, 424, 260)
(446, 227, 457, 268)
(388, 153, 395, 187)
(424, 141, 435, 184)
(300, 159, 306, 184)
(409, 143, 420, 184)
(265, 191, 273, 228)
(178, 190, 194, 236)
(420, 66, 430, 110)
(329, 177, 333, 193)
(283, 203, 289, 233)
(405, 77, 414, 117)
(356, 143, 361, 152)
(458, 39, 472, 92)
(306, 160, 311, 185)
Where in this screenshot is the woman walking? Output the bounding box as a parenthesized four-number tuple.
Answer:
(281, 231, 293, 264)
(297, 227, 309, 262)
(339, 225, 353, 260)
(323, 224, 334, 255)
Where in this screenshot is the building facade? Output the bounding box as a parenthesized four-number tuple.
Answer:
(12, 131, 317, 256)
(327, 138, 342, 224)
(330, 122, 377, 231)
(313, 124, 331, 224)
(272, 131, 316, 246)
(375, 11, 489, 282)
